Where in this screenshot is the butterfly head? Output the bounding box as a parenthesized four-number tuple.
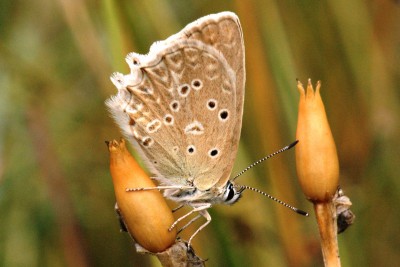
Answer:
(220, 180, 245, 205)
(164, 180, 244, 206)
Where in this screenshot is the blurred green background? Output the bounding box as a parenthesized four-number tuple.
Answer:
(1, 0, 399, 266)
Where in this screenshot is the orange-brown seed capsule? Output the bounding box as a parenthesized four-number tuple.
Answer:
(295, 80, 339, 202)
(107, 139, 176, 252)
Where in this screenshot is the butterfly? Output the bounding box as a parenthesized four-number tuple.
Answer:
(107, 11, 304, 246)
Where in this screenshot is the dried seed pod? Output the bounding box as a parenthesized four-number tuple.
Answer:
(295, 80, 339, 202)
(107, 139, 176, 252)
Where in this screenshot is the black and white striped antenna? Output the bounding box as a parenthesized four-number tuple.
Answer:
(232, 140, 298, 181)
(236, 184, 308, 216)
(232, 140, 308, 216)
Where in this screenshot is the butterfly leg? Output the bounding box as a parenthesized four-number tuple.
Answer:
(126, 185, 195, 192)
(188, 209, 211, 247)
(168, 203, 211, 231)
(177, 214, 202, 234)
(172, 204, 185, 212)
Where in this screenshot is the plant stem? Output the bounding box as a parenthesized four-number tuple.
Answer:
(314, 202, 341, 267)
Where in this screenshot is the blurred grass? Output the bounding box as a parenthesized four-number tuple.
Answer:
(1, 0, 399, 266)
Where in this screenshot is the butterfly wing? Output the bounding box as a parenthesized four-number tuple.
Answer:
(107, 12, 245, 191)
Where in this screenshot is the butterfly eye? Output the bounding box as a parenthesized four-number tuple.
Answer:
(226, 186, 235, 201)
(223, 182, 242, 204)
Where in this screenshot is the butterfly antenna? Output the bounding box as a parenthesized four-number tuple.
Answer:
(232, 140, 299, 181)
(237, 185, 308, 216)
